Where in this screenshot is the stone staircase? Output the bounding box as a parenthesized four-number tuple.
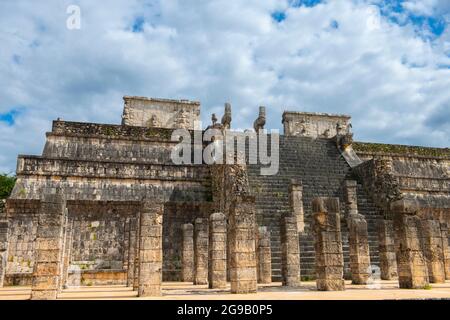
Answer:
(247, 135, 383, 280)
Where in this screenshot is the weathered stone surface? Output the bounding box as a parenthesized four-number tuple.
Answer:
(312, 197, 345, 291)
(181, 223, 194, 282)
(194, 218, 208, 285)
(392, 199, 429, 289)
(31, 194, 67, 300)
(257, 227, 272, 284)
(208, 212, 227, 289)
(421, 219, 445, 283)
(229, 195, 257, 294)
(0, 210, 8, 288)
(127, 217, 138, 286)
(280, 216, 300, 287)
(347, 213, 371, 284)
(377, 220, 398, 280)
(289, 180, 304, 233)
(440, 223, 450, 280)
(138, 201, 163, 297)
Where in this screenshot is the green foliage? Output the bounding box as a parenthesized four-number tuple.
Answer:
(0, 173, 16, 199)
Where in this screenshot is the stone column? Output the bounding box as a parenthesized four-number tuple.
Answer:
(127, 217, 137, 287)
(289, 179, 304, 233)
(122, 218, 130, 271)
(440, 223, 450, 280)
(181, 223, 194, 282)
(0, 215, 9, 288)
(257, 226, 272, 284)
(281, 215, 301, 286)
(133, 213, 141, 291)
(421, 219, 445, 283)
(392, 199, 429, 289)
(312, 197, 345, 291)
(229, 195, 257, 293)
(138, 201, 163, 297)
(344, 180, 358, 216)
(60, 219, 73, 289)
(31, 194, 67, 300)
(208, 212, 227, 289)
(347, 213, 371, 284)
(194, 218, 208, 285)
(378, 220, 398, 280)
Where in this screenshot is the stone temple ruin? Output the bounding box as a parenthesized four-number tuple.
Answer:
(0, 95, 449, 298)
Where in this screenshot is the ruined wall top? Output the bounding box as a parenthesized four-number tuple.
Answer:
(121, 96, 200, 130)
(282, 111, 351, 138)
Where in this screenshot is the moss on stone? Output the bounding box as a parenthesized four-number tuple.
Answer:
(354, 142, 450, 158)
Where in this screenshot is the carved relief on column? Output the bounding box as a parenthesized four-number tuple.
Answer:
(280, 215, 301, 287)
(194, 218, 208, 285)
(0, 205, 9, 288)
(31, 194, 67, 300)
(138, 201, 163, 297)
(257, 227, 272, 284)
(440, 223, 450, 280)
(181, 223, 194, 282)
(421, 219, 445, 283)
(378, 220, 398, 280)
(347, 213, 371, 284)
(229, 195, 257, 294)
(312, 197, 345, 291)
(392, 199, 429, 289)
(127, 217, 138, 287)
(208, 213, 227, 289)
(289, 179, 304, 233)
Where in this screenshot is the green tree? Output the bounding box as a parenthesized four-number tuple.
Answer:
(0, 174, 16, 199)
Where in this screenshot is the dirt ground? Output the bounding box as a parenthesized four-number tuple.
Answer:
(1, 280, 450, 300)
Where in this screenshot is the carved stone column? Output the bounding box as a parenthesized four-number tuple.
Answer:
(194, 218, 208, 285)
(440, 223, 450, 280)
(229, 195, 257, 293)
(347, 213, 371, 284)
(133, 213, 141, 291)
(421, 219, 445, 283)
(127, 217, 137, 287)
(60, 219, 73, 289)
(138, 201, 163, 297)
(31, 194, 67, 300)
(312, 197, 345, 291)
(392, 199, 429, 289)
(257, 227, 272, 284)
(208, 213, 227, 289)
(281, 215, 301, 286)
(378, 220, 398, 280)
(0, 214, 9, 288)
(289, 179, 304, 232)
(181, 223, 194, 282)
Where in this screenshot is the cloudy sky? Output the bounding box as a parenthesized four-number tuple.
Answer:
(0, 0, 449, 173)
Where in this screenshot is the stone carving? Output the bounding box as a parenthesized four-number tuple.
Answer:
(440, 223, 450, 280)
(31, 193, 67, 300)
(146, 115, 160, 128)
(312, 197, 345, 291)
(391, 199, 429, 289)
(253, 106, 266, 132)
(421, 219, 446, 283)
(181, 223, 194, 282)
(126, 217, 138, 286)
(0, 205, 8, 288)
(256, 227, 272, 284)
(138, 201, 163, 296)
(289, 179, 304, 233)
(194, 218, 208, 285)
(280, 215, 301, 287)
(229, 195, 257, 293)
(221, 103, 232, 129)
(208, 213, 227, 289)
(347, 213, 371, 284)
(377, 220, 398, 280)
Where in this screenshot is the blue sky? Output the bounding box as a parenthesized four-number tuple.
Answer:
(0, 0, 449, 172)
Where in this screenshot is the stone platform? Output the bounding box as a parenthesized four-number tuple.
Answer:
(1, 281, 450, 300)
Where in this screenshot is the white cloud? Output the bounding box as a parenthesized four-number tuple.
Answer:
(0, 0, 449, 172)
